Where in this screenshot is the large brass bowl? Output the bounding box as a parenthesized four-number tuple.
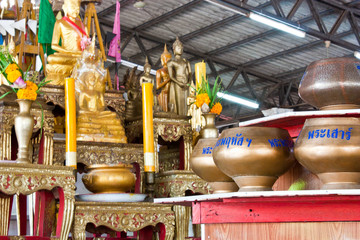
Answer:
(82, 164, 136, 193)
(190, 138, 238, 193)
(294, 117, 360, 189)
(213, 127, 294, 191)
(298, 57, 360, 110)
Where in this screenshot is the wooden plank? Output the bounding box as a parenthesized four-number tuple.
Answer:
(198, 195, 360, 224)
(204, 222, 360, 240)
(192, 202, 201, 224)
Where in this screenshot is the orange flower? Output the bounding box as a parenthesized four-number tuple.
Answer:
(195, 93, 210, 108)
(17, 89, 37, 101)
(25, 81, 38, 91)
(7, 70, 22, 83)
(210, 102, 222, 115)
(5, 63, 19, 75)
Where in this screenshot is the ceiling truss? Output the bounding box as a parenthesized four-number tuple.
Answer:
(98, 0, 360, 120)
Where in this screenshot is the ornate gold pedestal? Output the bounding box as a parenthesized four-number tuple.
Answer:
(126, 113, 192, 172)
(0, 162, 75, 239)
(0, 98, 54, 164)
(0, 98, 55, 236)
(35, 140, 145, 191)
(155, 170, 212, 240)
(73, 202, 175, 240)
(42, 85, 125, 120)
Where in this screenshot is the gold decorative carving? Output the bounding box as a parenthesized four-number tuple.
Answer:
(155, 170, 210, 240)
(126, 114, 192, 171)
(41, 86, 125, 118)
(48, 140, 144, 169)
(159, 149, 180, 172)
(0, 162, 75, 240)
(0, 99, 54, 164)
(155, 170, 212, 198)
(126, 114, 192, 143)
(73, 202, 175, 240)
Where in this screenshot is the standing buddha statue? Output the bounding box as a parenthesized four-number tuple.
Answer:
(156, 44, 172, 112)
(168, 37, 192, 115)
(46, 0, 90, 85)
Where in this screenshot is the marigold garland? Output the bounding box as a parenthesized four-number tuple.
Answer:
(210, 102, 222, 115)
(7, 70, 22, 83)
(17, 88, 37, 101)
(195, 93, 210, 108)
(5, 63, 19, 74)
(25, 81, 39, 92)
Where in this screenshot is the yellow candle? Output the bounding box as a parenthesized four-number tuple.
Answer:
(195, 60, 206, 90)
(142, 82, 155, 172)
(65, 78, 77, 169)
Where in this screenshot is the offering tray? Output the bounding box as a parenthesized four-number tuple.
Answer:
(75, 193, 147, 202)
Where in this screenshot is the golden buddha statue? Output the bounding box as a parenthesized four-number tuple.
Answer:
(46, 0, 89, 86)
(72, 39, 127, 143)
(156, 44, 172, 112)
(124, 67, 142, 119)
(168, 37, 192, 115)
(140, 57, 154, 85)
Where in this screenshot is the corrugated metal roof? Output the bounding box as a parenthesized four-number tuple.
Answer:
(90, 0, 360, 120)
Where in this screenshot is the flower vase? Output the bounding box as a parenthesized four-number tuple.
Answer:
(199, 113, 218, 139)
(190, 113, 238, 193)
(15, 99, 34, 164)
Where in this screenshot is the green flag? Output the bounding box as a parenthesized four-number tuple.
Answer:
(38, 0, 56, 56)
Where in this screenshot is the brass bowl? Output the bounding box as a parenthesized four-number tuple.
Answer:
(190, 138, 238, 193)
(294, 117, 360, 189)
(82, 164, 136, 193)
(213, 127, 294, 191)
(299, 57, 360, 110)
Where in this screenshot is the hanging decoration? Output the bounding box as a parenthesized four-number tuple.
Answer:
(108, 0, 121, 90)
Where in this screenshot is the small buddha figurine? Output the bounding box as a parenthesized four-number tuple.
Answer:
(168, 37, 192, 115)
(73, 38, 127, 143)
(156, 44, 172, 112)
(124, 67, 142, 119)
(140, 57, 154, 85)
(46, 0, 90, 86)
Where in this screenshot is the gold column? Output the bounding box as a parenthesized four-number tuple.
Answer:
(154, 133, 159, 173)
(0, 197, 11, 235)
(1, 130, 11, 160)
(173, 205, 191, 240)
(43, 132, 54, 165)
(184, 137, 192, 171)
(0, 127, 12, 236)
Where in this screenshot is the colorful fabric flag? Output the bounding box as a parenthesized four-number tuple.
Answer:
(108, 0, 121, 62)
(38, 0, 56, 56)
(108, 1, 121, 90)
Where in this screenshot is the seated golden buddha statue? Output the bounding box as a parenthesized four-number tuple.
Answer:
(46, 0, 90, 86)
(72, 38, 127, 143)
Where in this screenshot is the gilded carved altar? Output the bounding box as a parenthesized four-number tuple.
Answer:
(72, 202, 175, 240)
(0, 162, 76, 240)
(0, 99, 54, 164)
(42, 85, 126, 122)
(126, 112, 193, 172)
